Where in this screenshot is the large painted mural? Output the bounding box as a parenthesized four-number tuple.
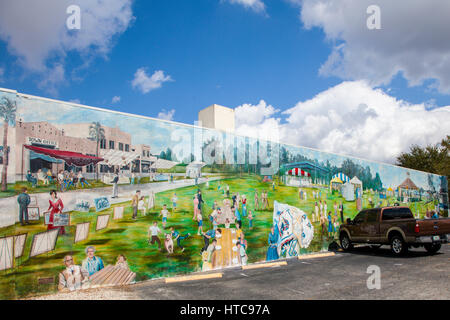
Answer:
(0, 88, 448, 299)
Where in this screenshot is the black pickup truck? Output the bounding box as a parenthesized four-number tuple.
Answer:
(339, 206, 450, 255)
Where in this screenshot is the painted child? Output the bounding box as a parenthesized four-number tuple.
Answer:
(171, 193, 178, 213)
(242, 195, 247, 217)
(314, 202, 319, 222)
(248, 210, 254, 230)
(170, 227, 190, 252)
(159, 204, 169, 229)
(197, 212, 203, 235)
(254, 191, 259, 211)
(225, 218, 231, 229)
(115, 254, 130, 270)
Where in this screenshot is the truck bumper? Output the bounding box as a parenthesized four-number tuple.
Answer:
(415, 234, 450, 244)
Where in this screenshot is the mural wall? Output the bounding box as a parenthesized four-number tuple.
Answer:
(0, 88, 448, 299)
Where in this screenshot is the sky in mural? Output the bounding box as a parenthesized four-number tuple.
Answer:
(14, 93, 443, 192)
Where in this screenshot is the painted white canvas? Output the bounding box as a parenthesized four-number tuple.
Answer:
(14, 234, 27, 258)
(0, 237, 14, 271)
(113, 207, 124, 220)
(29, 229, 59, 257)
(74, 222, 90, 243)
(96, 214, 110, 231)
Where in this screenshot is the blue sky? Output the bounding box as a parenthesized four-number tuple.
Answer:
(0, 0, 449, 163)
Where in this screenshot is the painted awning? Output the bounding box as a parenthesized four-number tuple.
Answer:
(287, 168, 311, 177)
(24, 145, 103, 167)
(332, 172, 350, 183)
(330, 177, 343, 184)
(150, 158, 178, 169)
(98, 149, 140, 166)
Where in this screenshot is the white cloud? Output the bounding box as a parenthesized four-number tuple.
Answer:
(296, 0, 450, 94)
(226, 0, 266, 13)
(234, 81, 450, 163)
(37, 64, 66, 96)
(112, 96, 121, 104)
(235, 100, 282, 141)
(132, 68, 173, 94)
(157, 109, 176, 121)
(0, 0, 134, 91)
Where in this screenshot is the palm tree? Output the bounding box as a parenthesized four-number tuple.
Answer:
(89, 121, 105, 180)
(0, 97, 17, 191)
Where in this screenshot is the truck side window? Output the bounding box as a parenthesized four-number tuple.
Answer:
(366, 209, 379, 223)
(354, 211, 366, 224)
(382, 208, 413, 220)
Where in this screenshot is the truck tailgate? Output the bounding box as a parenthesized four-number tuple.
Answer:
(417, 218, 450, 235)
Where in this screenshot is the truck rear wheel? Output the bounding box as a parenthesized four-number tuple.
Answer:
(340, 233, 353, 251)
(390, 235, 407, 256)
(424, 243, 441, 254)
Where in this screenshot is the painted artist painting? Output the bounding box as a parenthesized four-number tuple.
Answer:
(0, 89, 448, 299)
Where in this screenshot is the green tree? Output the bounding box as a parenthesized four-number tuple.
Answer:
(0, 97, 17, 191)
(396, 136, 450, 207)
(88, 121, 105, 180)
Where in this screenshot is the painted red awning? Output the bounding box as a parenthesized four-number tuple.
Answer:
(24, 145, 104, 167)
(287, 168, 311, 177)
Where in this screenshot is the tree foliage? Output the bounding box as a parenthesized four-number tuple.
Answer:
(396, 135, 450, 193)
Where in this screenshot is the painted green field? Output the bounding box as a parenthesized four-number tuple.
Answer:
(0, 175, 437, 299)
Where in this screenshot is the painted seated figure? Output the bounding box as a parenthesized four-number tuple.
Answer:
(58, 255, 89, 292)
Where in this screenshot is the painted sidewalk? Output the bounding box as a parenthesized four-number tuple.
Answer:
(0, 176, 223, 228)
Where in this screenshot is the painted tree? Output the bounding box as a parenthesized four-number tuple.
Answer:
(88, 121, 105, 180)
(0, 97, 17, 191)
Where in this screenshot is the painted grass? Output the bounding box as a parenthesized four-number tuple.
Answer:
(0, 175, 436, 299)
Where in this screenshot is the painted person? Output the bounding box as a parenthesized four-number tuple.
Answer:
(171, 193, 178, 213)
(339, 201, 344, 223)
(192, 194, 199, 220)
(254, 191, 259, 210)
(131, 190, 142, 220)
(212, 200, 218, 210)
(314, 202, 319, 222)
(82, 246, 104, 277)
(111, 170, 119, 198)
(261, 191, 266, 210)
(236, 242, 248, 266)
(266, 226, 279, 261)
(207, 239, 217, 262)
(159, 204, 169, 228)
(327, 211, 333, 238)
(26, 170, 37, 188)
(17, 187, 31, 226)
(58, 255, 89, 292)
(197, 211, 203, 235)
(57, 170, 65, 191)
(242, 195, 247, 217)
(226, 184, 230, 198)
(248, 210, 254, 230)
(201, 228, 219, 253)
(77, 171, 89, 188)
(46, 190, 65, 234)
(115, 254, 130, 270)
(170, 227, 190, 252)
(233, 205, 241, 227)
(148, 221, 162, 250)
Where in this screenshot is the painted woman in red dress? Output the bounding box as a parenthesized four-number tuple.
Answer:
(47, 190, 65, 235)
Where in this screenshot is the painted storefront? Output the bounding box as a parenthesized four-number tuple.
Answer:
(0, 88, 448, 299)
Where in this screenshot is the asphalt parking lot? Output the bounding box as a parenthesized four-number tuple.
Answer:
(130, 244, 449, 300)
